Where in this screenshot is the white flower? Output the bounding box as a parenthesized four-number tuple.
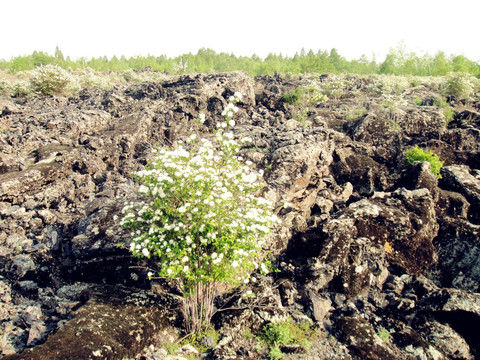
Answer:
(142, 248, 150, 257)
(234, 92, 243, 100)
(147, 271, 153, 278)
(199, 113, 205, 123)
(228, 119, 235, 127)
(183, 265, 189, 272)
(182, 256, 189, 263)
(167, 268, 173, 275)
(260, 262, 269, 274)
(232, 260, 239, 268)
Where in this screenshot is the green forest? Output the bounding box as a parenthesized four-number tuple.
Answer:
(1, 45, 479, 77)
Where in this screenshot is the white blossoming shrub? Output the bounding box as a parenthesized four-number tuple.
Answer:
(443, 72, 478, 100)
(367, 74, 411, 95)
(30, 64, 72, 95)
(77, 69, 115, 90)
(11, 81, 31, 97)
(317, 74, 350, 100)
(118, 92, 279, 332)
(0, 79, 12, 96)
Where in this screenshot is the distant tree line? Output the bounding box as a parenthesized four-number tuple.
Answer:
(1, 45, 479, 77)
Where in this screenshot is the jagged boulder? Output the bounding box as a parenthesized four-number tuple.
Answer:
(288, 187, 438, 300)
(1, 286, 178, 360)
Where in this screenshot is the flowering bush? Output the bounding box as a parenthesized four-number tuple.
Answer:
(118, 92, 279, 332)
(11, 81, 31, 97)
(443, 72, 478, 100)
(29, 64, 71, 95)
(0, 79, 12, 96)
(366, 74, 411, 95)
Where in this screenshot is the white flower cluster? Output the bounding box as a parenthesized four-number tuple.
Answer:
(118, 94, 280, 289)
(221, 91, 242, 122)
(29, 64, 72, 95)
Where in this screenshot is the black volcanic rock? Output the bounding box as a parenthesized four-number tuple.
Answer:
(0, 71, 479, 359)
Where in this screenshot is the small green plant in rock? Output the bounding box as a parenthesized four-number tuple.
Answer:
(283, 87, 302, 105)
(293, 107, 310, 127)
(433, 97, 455, 125)
(268, 344, 284, 360)
(382, 99, 395, 109)
(345, 106, 367, 121)
(377, 328, 392, 343)
(406, 145, 444, 178)
(257, 319, 315, 359)
(174, 325, 219, 356)
(283, 85, 327, 106)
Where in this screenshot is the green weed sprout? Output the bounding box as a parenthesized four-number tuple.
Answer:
(406, 145, 444, 178)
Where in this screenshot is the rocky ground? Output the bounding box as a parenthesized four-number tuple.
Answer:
(0, 71, 480, 359)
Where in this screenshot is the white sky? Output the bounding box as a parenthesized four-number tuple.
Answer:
(2, 0, 479, 63)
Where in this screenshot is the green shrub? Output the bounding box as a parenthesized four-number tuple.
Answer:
(406, 146, 444, 178)
(30, 64, 71, 95)
(283, 87, 301, 105)
(293, 107, 310, 127)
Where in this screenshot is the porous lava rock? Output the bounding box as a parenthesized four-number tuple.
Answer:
(1, 71, 480, 359)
